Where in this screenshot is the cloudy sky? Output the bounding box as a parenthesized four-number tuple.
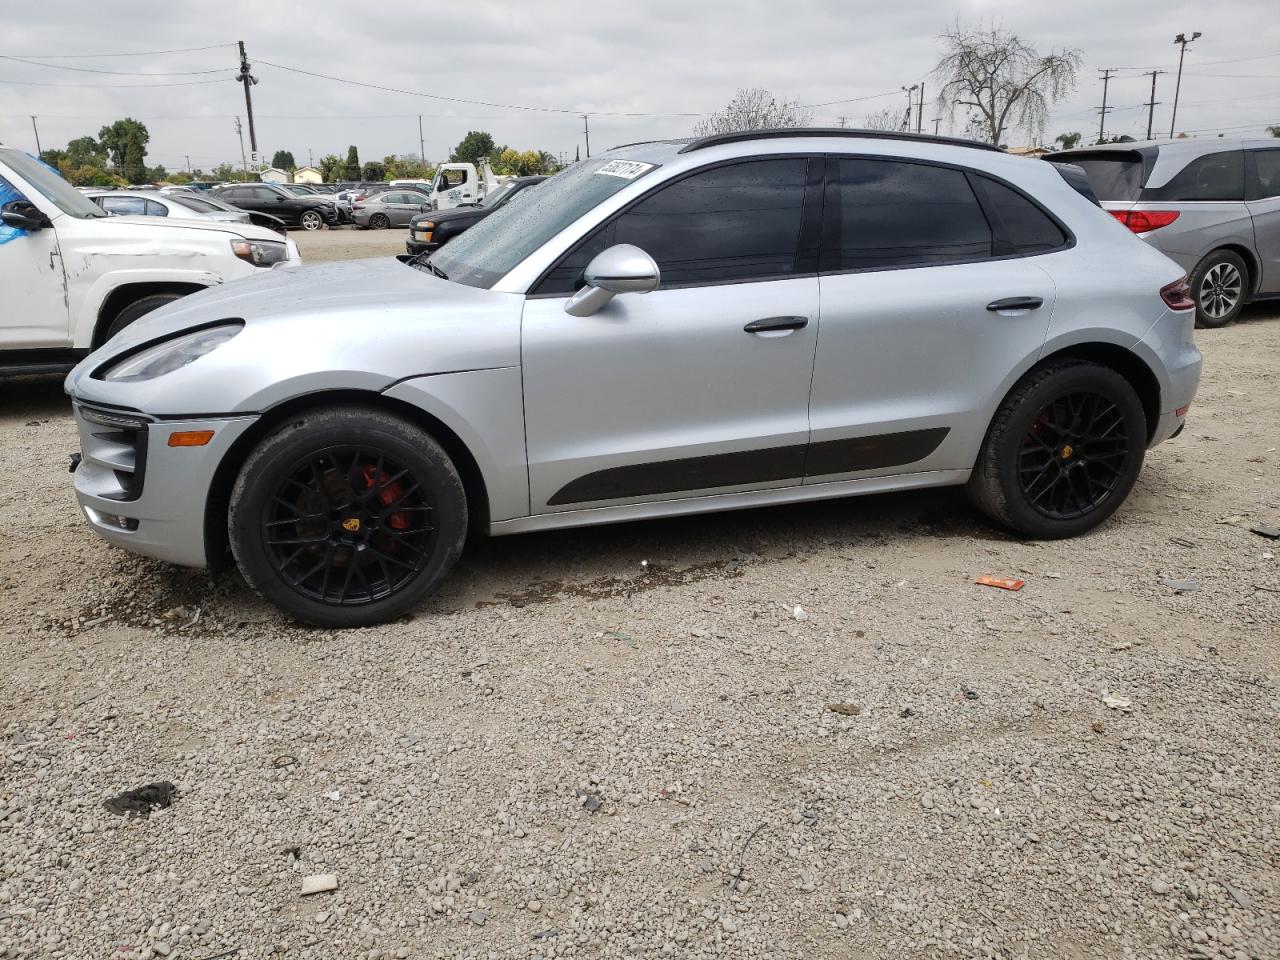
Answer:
(1, 0, 1276, 173)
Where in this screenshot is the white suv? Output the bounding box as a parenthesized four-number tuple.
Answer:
(0, 145, 299, 375)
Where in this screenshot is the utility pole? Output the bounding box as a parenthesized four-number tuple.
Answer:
(417, 115, 425, 163)
(916, 83, 925, 134)
(932, 117, 942, 135)
(1170, 31, 1201, 139)
(582, 114, 591, 158)
(901, 85, 918, 132)
(837, 116, 848, 128)
(1096, 67, 1117, 143)
(1143, 70, 1165, 140)
(30, 116, 41, 155)
(234, 116, 248, 178)
(308, 148, 313, 168)
(185, 154, 191, 174)
(236, 41, 259, 167)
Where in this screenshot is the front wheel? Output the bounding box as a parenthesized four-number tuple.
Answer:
(104, 293, 184, 342)
(228, 407, 468, 627)
(1191, 250, 1248, 328)
(968, 362, 1147, 539)
(299, 210, 324, 231)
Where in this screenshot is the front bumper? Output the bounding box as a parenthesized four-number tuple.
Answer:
(71, 403, 257, 568)
(406, 238, 440, 256)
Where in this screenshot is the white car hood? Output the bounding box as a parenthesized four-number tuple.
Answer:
(100, 214, 284, 243)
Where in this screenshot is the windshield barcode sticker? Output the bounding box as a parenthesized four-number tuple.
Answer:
(594, 160, 654, 180)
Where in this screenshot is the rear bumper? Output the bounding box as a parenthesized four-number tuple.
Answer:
(71, 403, 257, 568)
(1138, 308, 1201, 447)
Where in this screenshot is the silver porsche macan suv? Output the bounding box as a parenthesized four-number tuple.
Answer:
(66, 129, 1202, 627)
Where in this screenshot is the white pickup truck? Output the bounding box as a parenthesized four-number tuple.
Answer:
(417, 159, 513, 212)
(0, 144, 300, 375)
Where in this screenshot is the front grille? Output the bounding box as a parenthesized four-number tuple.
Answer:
(76, 405, 150, 501)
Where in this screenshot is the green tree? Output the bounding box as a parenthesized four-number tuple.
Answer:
(98, 118, 149, 172)
(450, 131, 496, 166)
(318, 154, 344, 182)
(123, 137, 147, 183)
(1054, 131, 1083, 149)
(343, 145, 361, 180)
(144, 164, 169, 183)
(271, 150, 297, 171)
(361, 160, 386, 181)
(1268, 125, 1280, 138)
(383, 154, 431, 180)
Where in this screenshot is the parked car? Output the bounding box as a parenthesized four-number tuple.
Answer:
(351, 189, 434, 229)
(275, 183, 353, 223)
(1046, 138, 1280, 327)
(65, 129, 1200, 626)
(406, 175, 545, 255)
(210, 183, 336, 230)
(84, 189, 287, 235)
(0, 144, 299, 376)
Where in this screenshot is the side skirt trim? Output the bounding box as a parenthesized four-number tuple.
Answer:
(491, 468, 970, 537)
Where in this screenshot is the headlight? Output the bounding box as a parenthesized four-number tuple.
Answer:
(102, 324, 242, 383)
(231, 238, 288, 267)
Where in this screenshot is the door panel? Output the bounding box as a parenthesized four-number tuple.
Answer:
(811, 260, 1056, 482)
(1246, 148, 1280, 293)
(0, 177, 68, 347)
(522, 278, 819, 512)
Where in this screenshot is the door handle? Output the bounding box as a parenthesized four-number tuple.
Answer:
(744, 316, 809, 333)
(986, 296, 1044, 312)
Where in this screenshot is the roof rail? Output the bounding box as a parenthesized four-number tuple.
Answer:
(677, 128, 1004, 154)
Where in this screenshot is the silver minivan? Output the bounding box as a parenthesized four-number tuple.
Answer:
(1048, 139, 1280, 327)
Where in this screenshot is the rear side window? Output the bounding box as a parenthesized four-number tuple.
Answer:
(972, 176, 1068, 255)
(821, 158, 992, 272)
(1248, 149, 1280, 200)
(1144, 151, 1244, 202)
(611, 158, 809, 287)
(1068, 155, 1145, 201)
(101, 196, 147, 216)
(145, 199, 168, 217)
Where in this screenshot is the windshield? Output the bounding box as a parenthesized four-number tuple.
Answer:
(0, 147, 106, 218)
(480, 181, 518, 208)
(169, 194, 222, 214)
(427, 159, 656, 288)
(1066, 153, 1146, 202)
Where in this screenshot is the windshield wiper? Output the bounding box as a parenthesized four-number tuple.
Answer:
(427, 260, 448, 280)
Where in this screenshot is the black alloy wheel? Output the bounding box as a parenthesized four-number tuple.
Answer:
(263, 446, 435, 605)
(1017, 391, 1131, 520)
(229, 407, 467, 627)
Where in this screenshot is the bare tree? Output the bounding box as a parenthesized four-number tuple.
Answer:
(694, 88, 812, 137)
(862, 107, 901, 131)
(934, 24, 1081, 145)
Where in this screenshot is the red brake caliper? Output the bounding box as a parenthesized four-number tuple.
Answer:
(361, 464, 410, 530)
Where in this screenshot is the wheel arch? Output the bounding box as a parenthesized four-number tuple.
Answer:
(93, 282, 209, 348)
(203, 389, 491, 573)
(1020, 341, 1162, 443)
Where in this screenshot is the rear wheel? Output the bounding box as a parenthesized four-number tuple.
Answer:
(228, 407, 467, 627)
(299, 209, 324, 231)
(105, 293, 184, 341)
(1190, 250, 1248, 328)
(368, 213, 390, 230)
(968, 362, 1146, 539)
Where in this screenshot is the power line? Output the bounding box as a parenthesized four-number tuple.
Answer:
(801, 90, 901, 108)
(0, 55, 232, 76)
(255, 57, 704, 117)
(0, 42, 236, 59)
(0, 76, 233, 88)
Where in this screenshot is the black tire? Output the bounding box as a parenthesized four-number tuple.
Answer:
(968, 361, 1147, 539)
(1190, 249, 1248, 329)
(105, 293, 184, 341)
(228, 407, 468, 627)
(299, 209, 324, 231)
(368, 213, 390, 230)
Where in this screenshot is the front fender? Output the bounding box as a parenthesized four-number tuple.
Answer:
(71, 266, 246, 349)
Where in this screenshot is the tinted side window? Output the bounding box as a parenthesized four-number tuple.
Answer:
(822, 159, 992, 271)
(973, 176, 1068, 255)
(533, 222, 614, 296)
(1249, 149, 1280, 200)
(145, 199, 169, 217)
(611, 158, 808, 287)
(1145, 151, 1244, 202)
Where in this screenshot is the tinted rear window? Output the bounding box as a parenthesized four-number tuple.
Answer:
(1068, 155, 1145, 202)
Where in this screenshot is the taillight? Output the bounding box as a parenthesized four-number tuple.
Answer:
(1109, 209, 1180, 233)
(1160, 277, 1195, 311)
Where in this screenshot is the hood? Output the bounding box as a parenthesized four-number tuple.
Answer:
(410, 206, 486, 228)
(96, 214, 286, 244)
(66, 258, 524, 415)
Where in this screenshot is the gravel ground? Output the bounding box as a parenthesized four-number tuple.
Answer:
(0, 279, 1277, 959)
(292, 228, 407, 263)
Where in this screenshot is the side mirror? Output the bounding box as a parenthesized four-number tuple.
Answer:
(564, 244, 661, 317)
(1, 199, 51, 232)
